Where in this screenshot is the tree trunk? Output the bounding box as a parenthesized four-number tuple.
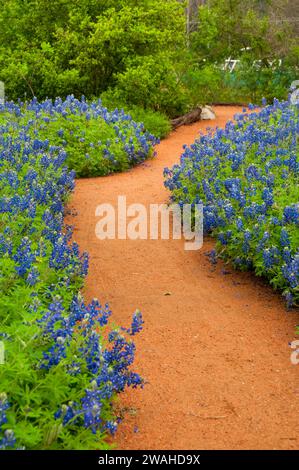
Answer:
(171, 107, 202, 130)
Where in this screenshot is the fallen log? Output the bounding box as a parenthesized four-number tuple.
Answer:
(171, 106, 216, 130)
(171, 107, 202, 130)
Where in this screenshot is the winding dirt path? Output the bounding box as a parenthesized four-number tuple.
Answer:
(69, 107, 298, 450)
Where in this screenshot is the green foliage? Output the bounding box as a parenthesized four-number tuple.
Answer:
(188, 0, 298, 105)
(0, 0, 185, 107)
(180, 64, 223, 107)
(108, 54, 188, 117)
(191, 0, 292, 63)
(123, 107, 171, 140)
(226, 61, 296, 104)
(101, 94, 172, 139)
(185, 62, 297, 106)
(0, 98, 158, 178)
(129, 106, 171, 139)
(0, 0, 298, 123)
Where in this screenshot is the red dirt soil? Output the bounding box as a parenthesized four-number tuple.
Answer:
(68, 106, 299, 450)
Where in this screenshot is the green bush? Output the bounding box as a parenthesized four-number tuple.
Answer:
(127, 107, 171, 140)
(109, 54, 189, 118)
(0, 0, 185, 107)
(101, 92, 171, 139)
(180, 64, 223, 107)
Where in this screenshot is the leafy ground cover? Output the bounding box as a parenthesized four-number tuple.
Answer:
(0, 96, 158, 177)
(164, 99, 299, 307)
(0, 100, 145, 449)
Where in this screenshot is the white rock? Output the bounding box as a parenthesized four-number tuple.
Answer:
(200, 106, 216, 120)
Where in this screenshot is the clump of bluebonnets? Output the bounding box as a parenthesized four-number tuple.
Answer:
(164, 98, 299, 307)
(0, 95, 158, 177)
(0, 111, 144, 449)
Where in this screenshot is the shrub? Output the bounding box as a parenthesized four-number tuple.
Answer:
(101, 92, 171, 139)
(109, 54, 189, 118)
(216, 62, 298, 105)
(0, 102, 144, 449)
(164, 99, 299, 306)
(127, 107, 171, 140)
(0, 0, 185, 104)
(0, 96, 158, 178)
(180, 65, 223, 107)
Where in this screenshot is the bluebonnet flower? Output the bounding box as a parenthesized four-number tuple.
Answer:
(207, 249, 217, 265)
(284, 291, 294, 308)
(105, 421, 118, 435)
(55, 403, 78, 426)
(283, 204, 299, 225)
(282, 254, 299, 289)
(13, 237, 36, 277)
(0, 429, 16, 450)
(218, 232, 227, 245)
(236, 217, 244, 231)
(127, 310, 144, 336)
(280, 228, 290, 248)
(0, 393, 9, 427)
(40, 338, 67, 370)
(26, 266, 40, 286)
(0, 394, 16, 450)
(261, 187, 274, 207)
